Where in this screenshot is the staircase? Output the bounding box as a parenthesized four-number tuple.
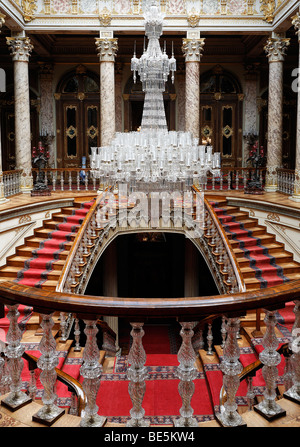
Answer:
(207, 196, 300, 291)
(0, 198, 95, 291)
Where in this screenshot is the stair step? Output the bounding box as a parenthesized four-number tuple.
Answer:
(16, 245, 69, 260)
(240, 262, 300, 279)
(6, 256, 65, 271)
(0, 265, 61, 279)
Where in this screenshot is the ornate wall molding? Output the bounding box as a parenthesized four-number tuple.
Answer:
(260, 0, 276, 23)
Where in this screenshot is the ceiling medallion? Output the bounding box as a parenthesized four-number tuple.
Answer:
(99, 7, 112, 27)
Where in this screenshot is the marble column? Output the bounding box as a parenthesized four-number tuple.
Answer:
(290, 12, 300, 201)
(7, 34, 33, 193)
(0, 13, 7, 203)
(264, 34, 290, 192)
(182, 34, 205, 141)
(115, 62, 123, 133)
(95, 35, 118, 147)
(39, 63, 55, 167)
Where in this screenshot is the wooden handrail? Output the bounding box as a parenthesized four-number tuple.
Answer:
(55, 191, 105, 293)
(0, 279, 299, 321)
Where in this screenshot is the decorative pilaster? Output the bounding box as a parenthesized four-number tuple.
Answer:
(39, 63, 55, 167)
(254, 310, 286, 420)
(32, 313, 65, 425)
(6, 35, 33, 193)
(95, 35, 118, 146)
(174, 322, 198, 427)
(126, 322, 149, 427)
(0, 13, 8, 204)
(264, 34, 290, 192)
(182, 34, 205, 141)
(290, 13, 300, 201)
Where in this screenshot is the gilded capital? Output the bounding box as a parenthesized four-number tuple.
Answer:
(182, 38, 205, 62)
(95, 38, 118, 62)
(264, 36, 290, 62)
(6, 36, 33, 62)
(292, 12, 300, 41)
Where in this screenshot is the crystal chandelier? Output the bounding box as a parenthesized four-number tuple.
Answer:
(91, 0, 221, 191)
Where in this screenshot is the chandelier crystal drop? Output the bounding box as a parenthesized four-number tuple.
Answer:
(91, 0, 221, 192)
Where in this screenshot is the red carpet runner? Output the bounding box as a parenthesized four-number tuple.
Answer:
(15, 200, 94, 288)
(210, 201, 288, 288)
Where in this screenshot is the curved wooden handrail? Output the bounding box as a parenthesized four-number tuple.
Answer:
(194, 186, 246, 293)
(0, 279, 299, 321)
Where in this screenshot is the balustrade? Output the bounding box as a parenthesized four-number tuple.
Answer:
(277, 169, 295, 195)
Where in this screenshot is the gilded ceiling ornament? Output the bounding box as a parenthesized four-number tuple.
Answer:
(6, 36, 33, 61)
(182, 38, 205, 62)
(292, 12, 300, 39)
(264, 36, 290, 62)
(187, 9, 200, 27)
(260, 0, 276, 23)
(21, 0, 37, 22)
(0, 13, 5, 29)
(99, 7, 112, 27)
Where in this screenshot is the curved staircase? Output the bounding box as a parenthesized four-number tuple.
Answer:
(0, 194, 299, 427)
(208, 196, 300, 291)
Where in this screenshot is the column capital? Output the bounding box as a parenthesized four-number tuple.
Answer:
(0, 13, 5, 30)
(292, 12, 300, 40)
(264, 35, 290, 62)
(182, 37, 205, 62)
(95, 37, 118, 62)
(6, 36, 33, 62)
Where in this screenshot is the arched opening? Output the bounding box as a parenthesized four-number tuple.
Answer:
(123, 76, 176, 132)
(200, 65, 243, 167)
(55, 65, 100, 168)
(85, 232, 219, 299)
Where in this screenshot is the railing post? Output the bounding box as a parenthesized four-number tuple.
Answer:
(254, 309, 286, 420)
(217, 317, 246, 427)
(284, 301, 300, 404)
(80, 319, 106, 427)
(32, 312, 65, 425)
(126, 322, 149, 427)
(1, 304, 32, 411)
(174, 321, 198, 427)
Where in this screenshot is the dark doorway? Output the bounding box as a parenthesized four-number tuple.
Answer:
(85, 232, 219, 299)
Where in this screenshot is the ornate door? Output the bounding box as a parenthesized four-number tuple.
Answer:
(55, 66, 100, 168)
(200, 66, 243, 167)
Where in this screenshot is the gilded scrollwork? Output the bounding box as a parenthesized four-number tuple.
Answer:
(21, 0, 37, 22)
(260, 0, 276, 23)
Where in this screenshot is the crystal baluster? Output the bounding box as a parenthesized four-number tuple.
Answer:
(254, 310, 286, 420)
(32, 313, 65, 425)
(80, 319, 106, 427)
(28, 369, 37, 400)
(69, 392, 78, 416)
(126, 322, 149, 427)
(60, 312, 67, 342)
(221, 315, 227, 349)
(69, 171, 72, 190)
(73, 317, 82, 352)
(284, 300, 300, 403)
(174, 322, 198, 427)
(77, 171, 80, 190)
(1, 304, 32, 410)
(218, 317, 245, 427)
(61, 171, 64, 190)
(206, 322, 214, 356)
